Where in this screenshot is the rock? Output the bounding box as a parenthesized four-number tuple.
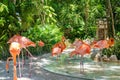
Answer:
(102, 55, 110, 62)
(94, 53, 101, 62)
(109, 55, 118, 62)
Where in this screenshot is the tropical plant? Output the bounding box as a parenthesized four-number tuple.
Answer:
(22, 24, 63, 55)
(0, 0, 120, 60)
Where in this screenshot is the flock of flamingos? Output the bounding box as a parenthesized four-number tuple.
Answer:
(5, 34, 114, 80)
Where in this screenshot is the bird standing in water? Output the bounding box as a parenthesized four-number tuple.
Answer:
(70, 39, 91, 73)
(92, 38, 114, 62)
(52, 36, 66, 59)
(7, 34, 36, 77)
(6, 42, 21, 80)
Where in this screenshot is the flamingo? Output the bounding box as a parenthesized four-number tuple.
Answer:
(70, 39, 91, 73)
(7, 34, 36, 57)
(7, 34, 36, 77)
(38, 40, 45, 47)
(6, 42, 21, 80)
(92, 38, 114, 62)
(92, 38, 114, 49)
(71, 38, 83, 49)
(70, 39, 84, 58)
(52, 36, 66, 58)
(37, 40, 45, 55)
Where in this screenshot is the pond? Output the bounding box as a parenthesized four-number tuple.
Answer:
(41, 55, 120, 80)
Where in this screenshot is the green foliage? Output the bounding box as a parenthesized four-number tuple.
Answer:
(22, 24, 63, 55)
(0, 2, 8, 13)
(0, 44, 10, 60)
(0, 0, 120, 60)
(0, 0, 58, 59)
(50, 0, 104, 40)
(117, 32, 120, 38)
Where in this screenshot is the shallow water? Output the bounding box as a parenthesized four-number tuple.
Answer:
(42, 57, 120, 80)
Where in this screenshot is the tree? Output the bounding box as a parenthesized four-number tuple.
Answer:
(106, 0, 115, 38)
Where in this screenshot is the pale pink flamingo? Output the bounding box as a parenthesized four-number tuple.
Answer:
(7, 34, 36, 77)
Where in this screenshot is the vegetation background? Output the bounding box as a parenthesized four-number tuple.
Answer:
(0, 0, 120, 60)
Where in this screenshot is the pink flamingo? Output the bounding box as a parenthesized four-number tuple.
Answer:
(92, 38, 114, 62)
(6, 42, 21, 80)
(70, 39, 84, 57)
(38, 40, 45, 47)
(92, 38, 114, 49)
(52, 36, 66, 58)
(70, 39, 91, 73)
(7, 34, 36, 77)
(71, 39, 83, 49)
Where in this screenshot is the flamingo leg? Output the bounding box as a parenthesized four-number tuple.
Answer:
(99, 49, 103, 66)
(21, 50, 24, 77)
(57, 53, 60, 61)
(18, 55, 22, 78)
(6, 57, 13, 73)
(24, 48, 34, 57)
(80, 55, 84, 73)
(29, 57, 32, 77)
(13, 56, 17, 80)
(24, 48, 33, 77)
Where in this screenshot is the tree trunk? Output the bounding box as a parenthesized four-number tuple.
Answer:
(84, 0, 89, 36)
(106, 0, 115, 38)
(108, 0, 115, 37)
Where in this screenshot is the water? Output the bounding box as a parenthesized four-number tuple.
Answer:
(41, 57, 120, 80)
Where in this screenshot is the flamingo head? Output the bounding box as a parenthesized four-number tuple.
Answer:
(38, 40, 45, 47)
(108, 38, 114, 47)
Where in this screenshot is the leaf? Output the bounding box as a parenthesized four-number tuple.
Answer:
(0, 18, 5, 26)
(115, 7, 120, 13)
(0, 3, 8, 13)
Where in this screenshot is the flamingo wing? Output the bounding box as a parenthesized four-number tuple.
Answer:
(93, 40, 109, 49)
(7, 34, 21, 43)
(72, 39, 83, 48)
(76, 43, 91, 56)
(7, 34, 36, 48)
(21, 36, 36, 47)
